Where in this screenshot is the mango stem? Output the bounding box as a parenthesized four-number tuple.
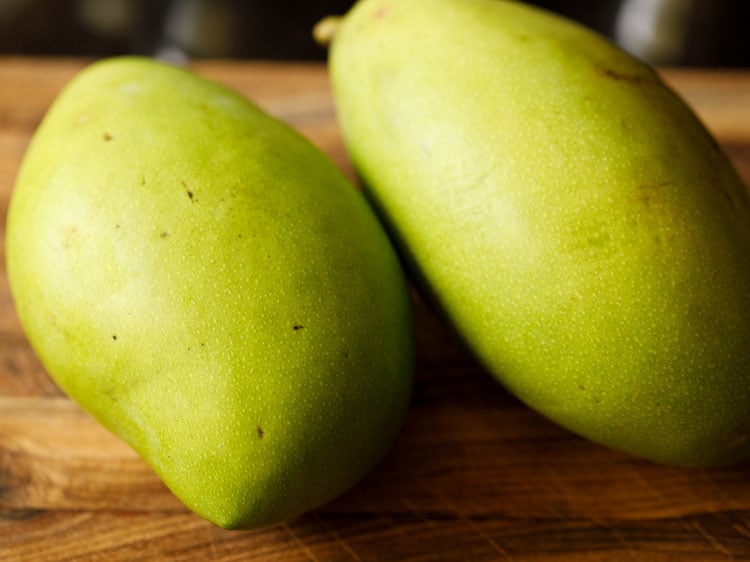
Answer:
(313, 16, 342, 48)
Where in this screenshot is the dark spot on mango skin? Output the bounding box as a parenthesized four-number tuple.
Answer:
(182, 180, 195, 201)
(639, 182, 672, 189)
(595, 66, 648, 85)
(723, 192, 736, 211)
(635, 181, 672, 208)
(61, 225, 80, 250)
(103, 132, 113, 141)
(257, 426, 265, 439)
(293, 325, 304, 331)
(578, 384, 601, 404)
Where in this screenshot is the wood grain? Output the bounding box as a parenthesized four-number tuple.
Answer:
(2, 57, 750, 561)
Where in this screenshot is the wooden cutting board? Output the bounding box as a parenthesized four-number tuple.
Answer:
(1, 58, 750, 561)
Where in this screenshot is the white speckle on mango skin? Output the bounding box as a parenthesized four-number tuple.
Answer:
(120, 80, 143, 95)
(6, 56, 415, 530)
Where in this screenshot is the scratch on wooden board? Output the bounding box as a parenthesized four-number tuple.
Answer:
(623, 461, 670, 505)
(348, 485, 410, 540)
(311, 512, 363, 561)
(367, 488, 412, 540)
(694, 469, 741, 515)
(542, 462, 638, 557)
(687, 519, 734, 559)
(588, 515, 639, 559)
(203, 524, 220, 561)
(416, 479, 514, 560)
(541, 462, 573, 509)
(731, 522, 750, 540)
(400, 498, 436, 527)
(283, 522, 321, 562)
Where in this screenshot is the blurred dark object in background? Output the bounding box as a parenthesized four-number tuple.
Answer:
(0, 0, 356, 60)
(0, 0, 748, 66)
(612, 0, 750, 66)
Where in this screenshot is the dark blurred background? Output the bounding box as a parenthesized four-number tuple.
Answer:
(0, 0, 748, 66)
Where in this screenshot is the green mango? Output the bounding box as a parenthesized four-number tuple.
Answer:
(326, 0, 750, 466)
(6, 57, 414, 529)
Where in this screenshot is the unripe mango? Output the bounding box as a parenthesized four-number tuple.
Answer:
(326, 0, 750, 466)
(6, 57, 414, 528)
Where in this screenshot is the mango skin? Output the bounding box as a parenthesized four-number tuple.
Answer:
(329, 0, 750, 466)
(6, 57, 414, 528)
